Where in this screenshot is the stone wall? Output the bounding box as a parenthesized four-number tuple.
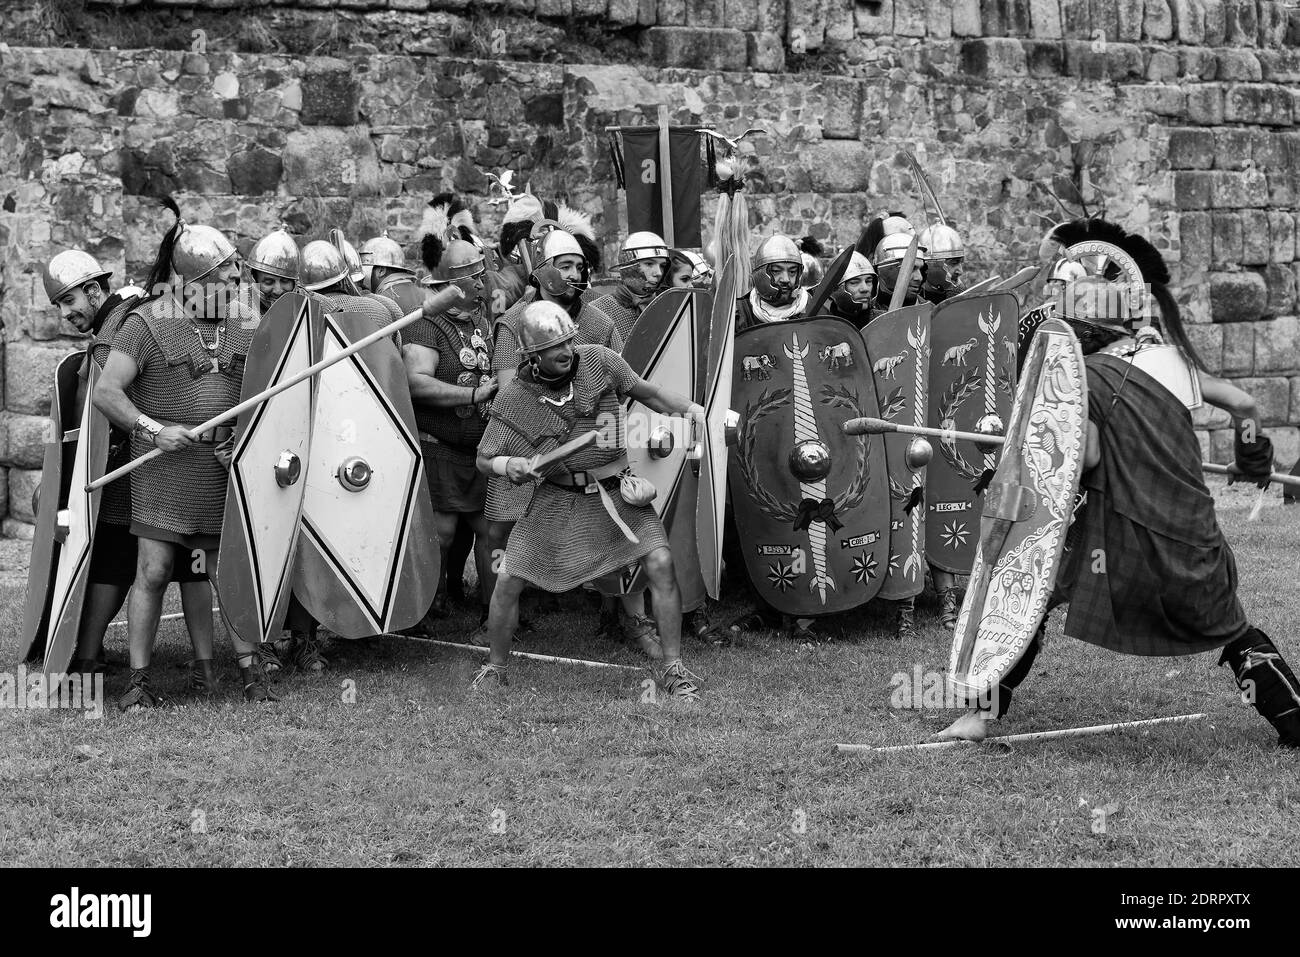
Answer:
(2, 0, 1299, 536)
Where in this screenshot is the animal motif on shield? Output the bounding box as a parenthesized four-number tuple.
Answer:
(729, 316, 889, 616)
(741, 353, 775, 380)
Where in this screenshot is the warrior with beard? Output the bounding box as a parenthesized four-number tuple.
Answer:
(93, 215, 273, 710)
(590, 232, 671, 343)
(471, 301, 704, 698)
(483, 227, 621, 599)
(937, 220, 1300, 750)
(735, 235, 808, 331)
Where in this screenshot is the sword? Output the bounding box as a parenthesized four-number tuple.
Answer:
(1203, 462, 1300, 490)
(887, 235, 921, 313)
(86, 286, 465, 492)
(525, 429, 601, 477)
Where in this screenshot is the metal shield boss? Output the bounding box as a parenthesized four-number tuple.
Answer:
(291, 309, 439, 637)
(948, 317, 1087, 704)
(728, 316, 890, 616)
(861, 302, 933, 601)
(926, 291, 1020, 574)
(599, 287, 710, 602)
(19, 352, 101, 672)
(216, 293, 319, 646)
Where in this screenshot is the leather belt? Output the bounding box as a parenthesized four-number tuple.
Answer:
(158, 420, 234, 445)
(545, 455, 629, 495)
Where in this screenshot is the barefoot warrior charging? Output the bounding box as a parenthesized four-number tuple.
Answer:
(935, 218, 1300, 749)
(472, 301, 705, 698)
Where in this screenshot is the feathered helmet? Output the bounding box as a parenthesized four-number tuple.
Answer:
(420, 193, 484, 274)
(499, 189, 601, 272)
(1043, 216, 1203, 370)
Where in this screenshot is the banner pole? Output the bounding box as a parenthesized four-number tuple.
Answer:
(657, 105, 675, 246)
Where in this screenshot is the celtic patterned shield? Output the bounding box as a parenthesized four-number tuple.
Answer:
(926, 291, 1019, 574)
(19, 351, 90, 666)
(291, 309, 439, 638)
(861, 303, 933, 601)
(948, 317, 1086, 702)
(598, 286, 709, 601)
(729, 315, 890, 616)
(217, 293, 318, 646)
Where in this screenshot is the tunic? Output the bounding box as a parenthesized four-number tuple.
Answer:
(84, 293, 141, 529)
(1054, 353, 1249, 655)
(111, 291, 256, 546)
(478, 345, 667, 590)
(589, 285, 644, 344)
(373, 275, 425, 317)
(484, 297, 621, 523)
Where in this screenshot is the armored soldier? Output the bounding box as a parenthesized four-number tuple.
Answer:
(735, 235, 808, 331)
(246, 226, 300, 313)
(916, 223, 964, 304)
(824, 251, 877, 329)
(301, 240, 404, 332)
(472, 302, 704, 698)
(798, 236, 825, 290)
(589, 231, 671, 343)
(93, 218, 272, 710)
(402, 238, 499, 629)
(668, 249, 714, 289)
(870, 229, 925, 313)
(361, 231, 424, 315)
(484, 228, 621, 573)
(938, 220, 1300, 751)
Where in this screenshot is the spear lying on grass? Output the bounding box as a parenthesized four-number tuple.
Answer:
(844, 416, 1300, 489)
(836, 713, 1208, 754)
(386, 633, 645, 672)
(87, 286, 464, 492)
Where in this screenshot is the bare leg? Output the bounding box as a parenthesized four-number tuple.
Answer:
(466, 512, 494, 605)
(485, 572, 525, 668)
(72, 583, 128, 666)
(642, 547, 682, 661)
(128, 539, 174, 669)
(180, 578, 215, 662)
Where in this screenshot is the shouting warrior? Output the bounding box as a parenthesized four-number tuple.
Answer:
(590, 231, 671, 343)
(402, 237, 499, 628)
(938, 222, 1300, 749)
(826, 251, 878, 329)
(484, 227, 620, 576)
(472, 302, 704, 698)
(246, 226, 300, 313)
(93, 217, 272, 710)
(735, 235, 808, 331)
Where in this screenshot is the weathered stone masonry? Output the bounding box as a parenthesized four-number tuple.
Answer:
(1, 0, 1298, 536)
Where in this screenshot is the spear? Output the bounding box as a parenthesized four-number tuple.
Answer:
(87, 287, 464, 492)
(846, 418, 1300, 490)
(836, 713, 1208, 753)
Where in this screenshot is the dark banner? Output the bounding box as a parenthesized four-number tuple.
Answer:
(620, 128, 702, 248)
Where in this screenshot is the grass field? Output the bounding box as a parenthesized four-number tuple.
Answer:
(2, 479, 1298, 867)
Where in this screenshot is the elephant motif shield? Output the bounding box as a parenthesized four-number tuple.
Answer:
(728, 315, 890, 617)
(291, 309, 439, 638)
(926, 291, 1019, 574)
(861, 302, 933, 601)
(217, 293, 318, 646)
(948, 318, 1087, 704)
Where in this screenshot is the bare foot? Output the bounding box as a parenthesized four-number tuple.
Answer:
(932, 710, 991, 743)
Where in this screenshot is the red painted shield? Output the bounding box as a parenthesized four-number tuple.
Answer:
(695, 255, 738, 599)
(926, 292, 1019, 574)
(19, 351, 87, 665)
(599, 287, 709, 602)
(729, 315, 891, 616)
(861, 302, 933, 601)
(217, 293, 318, 645)
(292, 310, 439, 638)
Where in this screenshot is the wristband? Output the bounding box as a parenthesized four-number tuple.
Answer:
(133, 414, 163, 444)
(491, 456, 512, 476)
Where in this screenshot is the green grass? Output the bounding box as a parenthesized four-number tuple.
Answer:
(2, 480, 1299, 867)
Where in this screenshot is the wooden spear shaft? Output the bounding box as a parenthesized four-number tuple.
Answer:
(86, 287, 463, 492)
(387, 634, 644, 672)
(836, 713, 1207, 754)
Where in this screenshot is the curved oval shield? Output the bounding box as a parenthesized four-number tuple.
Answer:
(40, 360, 110, 678)
(292, 310, 439, 638)
(695, 255, 738, 599)
(19, 351, 89, 665)
(217, 293, 318, 646)
(948, 317, 1087, 703)
(599, 286, 709, 600)
(861, 302, 933, 601)
(926, 291, 1019, 574)
(728, 315, 890, 616)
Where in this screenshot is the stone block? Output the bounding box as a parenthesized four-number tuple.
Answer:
(685, 0, 723, 27)
(1212, 211, 1244, 266)
(1168, 127, 1216, 168)
(747, 31, 786, 72)
(1240, 209, 1271, 265)
(1235, 376, 1291, 424)
(1174, 170, 1213, 209)
(642, 27, 747, 69)
(1210, 270, 1269, 322)
(1202, 0, 1226, 44)
(1180, 210, 1213, 267)
(4, 342, 79, 416)
(1226, 0, 1257, 45)
(300, 60, 360, 126)
(1254, 316, 1300, 373)
(283, 127, 382, 197)
(8, 469, 40, 524)
(1143, 0, 1173, 39)
(804, 140, 871, 192)
(1262, 427, 1298, 470)
(1209, 169, 1268, 207)
(1, 414, 48, 469)
(1060, 0, 1089, 36)
(927, 0, 953, 38)
(1186, 84, 1225, 124)
(1212, 127, 1253, 168)
(1116, 0, 1144, 39)
(1267, 210, 1294, 262)
(1124, 83, 1186, 116)
(1183, 321, 1224, 374)
(1169, 0, 1205, 43)
(1029, 0, 1063, 36)
(961, 37, 1029, 75)
(1217, 48, 1263, 80)
(1026, 40, 1065, 75)
(952, 0, 983, 35)
(1106, 42, 1145, 79)
(227, 148, 283, 195)
(1264, 262, 1297, 315)
(820, 76, 862, 139)
(1222, 320, 1255, 372)
(1146, 48, 1180, 80)
(1224, 83, 1293, 126)
(895, 0, 927, 36)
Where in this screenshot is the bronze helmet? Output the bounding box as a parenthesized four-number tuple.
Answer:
(247, 226, 300, 282)
(518, 300, 577, 354)
(171, 223, 237, 284)
(42, 250, 112, 304)
(299, 240, 352, 291)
